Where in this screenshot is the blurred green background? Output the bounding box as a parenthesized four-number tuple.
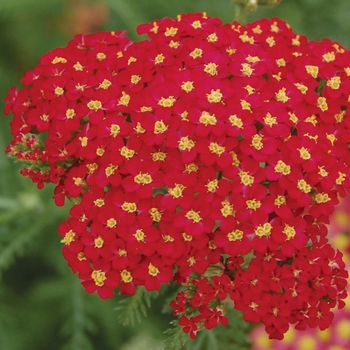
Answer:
(0, 1, 350, 349)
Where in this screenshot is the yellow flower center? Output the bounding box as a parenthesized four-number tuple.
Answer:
(158, 96, 176, 107)
(255, 223, 272, 237)
(297, 179, 312, 193)
(154, 120, 168, 134)
(152, 151, 167, 162)
(305, 65, 319, 78)
(118, 91, 130, 106)
(206, 179, 218, 193)
(323, 51, 335, 62)
(99, 79, 111, 89)
(55, 86, 64, 96)
(298, 147, 311, 160)
(134, 172, 153, 185)
(229, 115, 243, 128)
(110, 124, 120, 137)
(149, 208, 162, 222)
(148, 263, 160, 276)
(264, 113, 277, 127)
(187, 256, 196, 266)
(227, 229, 243, 241)
(181, 81, 194, 93)
(52, 56, 67, 64)
(283, 224, 296, 240)
(199, 111, 217, 126)
(121, 270, 133, 283)
(275, 87, 290, 103)
(121, 202, 137, 213)
(168, 183, 186, 198)
(317, 97, 328, 112)
(94, 198, 105, 207)
(66, 109, 75, 119)
(131, 75, 141, 84)
(190, 48, 203, 59)
(105, 164, 118, 177)
(178, 136, 195, 151)
(246, 199, 261, 211)
(314, 193, 331, 204)
(91, 270, 106, 286)
(207, 33, 218, 43)
(154, 53, 165, 64)
(274, 195, 286, 207)
(87, 100, 102, 111)
(96, 52, 106, 61)
(221, 200, 234, 217)
(206, 89, 223, 103)
(239, 171, 254, 186)
(120, 146, 135, 159)
(106, 218, 117, 228)
(61, 230, 76, 245)
(251, 134, 263, 150)
(209, 142, 225, 155)
(94, 236, 104, 248)
(134, 229, 146, 242)
(204, 62, 218, 76)
(185, 210, 202, 223)
(327, 76, 341, 90)
(241, 63, 254, 77)
(274, 160, 291, 175)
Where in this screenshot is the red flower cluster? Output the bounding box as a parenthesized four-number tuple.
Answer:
(4, 13, 350, 340)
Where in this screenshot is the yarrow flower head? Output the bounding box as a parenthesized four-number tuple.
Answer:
(4, 13, 350, 341)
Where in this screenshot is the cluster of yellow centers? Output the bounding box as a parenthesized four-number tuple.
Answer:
(255, 223, 272, 238)
(199, 111, 217, 126)
(87, 100, 102, 111)
(297, 179, 312, 193)
(227, 229, 244, 242)
(274, 160, 291, 175)
(122, 202, 137, 213)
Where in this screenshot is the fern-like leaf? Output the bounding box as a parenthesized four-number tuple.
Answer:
(60, 276, 96, 350)
(0, 213, 47, 278)
(163, 320, 188, 350)
(115, 286, 152, 326)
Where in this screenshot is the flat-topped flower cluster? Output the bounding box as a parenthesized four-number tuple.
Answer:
(4, 12, 350, 340)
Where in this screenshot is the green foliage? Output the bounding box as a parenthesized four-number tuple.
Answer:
(1, 0, 350, 349)
(115, 287, 153, 327)
(164, 320, 189, 350)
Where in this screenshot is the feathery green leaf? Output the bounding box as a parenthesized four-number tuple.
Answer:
(163, 320, 189, 350)
(115, 286, 153, 326)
